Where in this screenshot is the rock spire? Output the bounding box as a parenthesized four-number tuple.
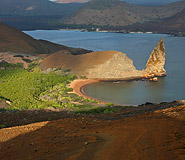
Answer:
(145, 38, 166, 77)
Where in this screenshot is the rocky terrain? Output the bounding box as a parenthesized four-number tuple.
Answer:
(0, 53, 38, 68)
(127, 8, 185, 34)
(145, 38, 166, 77)
(0, 0, 84, 30)
(0, 0, 82, 17)
(62, 0, 185, 27)
(0, 22, 91, 55)
(56, 0, 90, 3)
(1, 0, 185, 33)
(41, 38, 165, 80)
(0, 103, 184, 160)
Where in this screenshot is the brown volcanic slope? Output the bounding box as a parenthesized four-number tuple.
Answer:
(0, 22, 91, 55)
(126, 8, 185, 33)
(63, 0, 185, 27)
(41, 38, 166, 80)
(57, 0, 90, 3)
(0, 105, 184, 160)
(151, 8, 185, 32)
(40, 50, 144, 79)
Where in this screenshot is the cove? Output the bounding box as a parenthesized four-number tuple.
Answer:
(25, 30, 185, 105)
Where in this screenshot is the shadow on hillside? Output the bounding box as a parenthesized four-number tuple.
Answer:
(0, 103, 185, 160)
(0, 101, 181, 128)
(0, 117, 100, 160)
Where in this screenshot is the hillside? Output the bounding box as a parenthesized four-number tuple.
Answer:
(0, 104, 184, 160)
(0, 0, 83, 17)
(56, 0, 90, 3)
(0, 22, 91, 55)
(125, 8, 185, 34)
(41, 39, 166, 80)
(0, 0, 84, 30)
(123, 0, 181, 6)
(62, 0, 185, 27)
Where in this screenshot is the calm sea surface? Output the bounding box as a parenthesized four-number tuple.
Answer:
(25, 30, 185, 105)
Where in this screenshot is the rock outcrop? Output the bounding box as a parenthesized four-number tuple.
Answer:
(41, 50, 142, 80)
(145, 38, 166, 77)
(41, 39, 166, 81)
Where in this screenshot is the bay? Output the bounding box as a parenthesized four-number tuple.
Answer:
(25, 30, 185, 105)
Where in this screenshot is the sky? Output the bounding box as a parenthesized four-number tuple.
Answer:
(50, 0, 182, 5)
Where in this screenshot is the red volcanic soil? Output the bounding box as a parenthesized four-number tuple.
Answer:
(0, 105, 184, 160)
(0, 53, 38, 68)
(56, 0, 90, 3)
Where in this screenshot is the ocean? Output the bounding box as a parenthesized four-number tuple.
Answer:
(25, 30, 185, 105)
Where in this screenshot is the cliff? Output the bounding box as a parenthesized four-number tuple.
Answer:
(41, 38, 166, 80)
(145, 38, 166, 77)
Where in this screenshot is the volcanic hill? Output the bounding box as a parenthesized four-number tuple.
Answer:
(0, 0, 84, 30)
(130, 8, 185, 33)
(41, 38, 166, 80)
(0, 22, 91, 55)
(0, 0, 83, 17)
(62, 0, 185, 27)
(56, 0, 90, 3)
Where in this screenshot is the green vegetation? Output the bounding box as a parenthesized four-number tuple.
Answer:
(72, 105, 125, 115)
(0, 124, 6, 129)
(0, 61, 24, 69)
(0, 63, 124, 114)
(0, 68, 76, 109)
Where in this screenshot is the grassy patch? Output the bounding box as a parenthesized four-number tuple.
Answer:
(0, 68, 76, 109)
(72, 106, 125, 115)
(0, 66, 122, 115)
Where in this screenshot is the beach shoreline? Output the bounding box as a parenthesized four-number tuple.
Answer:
(69, 79, 100, 100)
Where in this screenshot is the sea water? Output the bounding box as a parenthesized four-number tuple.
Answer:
(25, 30, 185, 105)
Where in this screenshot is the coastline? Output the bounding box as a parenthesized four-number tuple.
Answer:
(69, 79, 100, 100)
(24, 29, 185, 37)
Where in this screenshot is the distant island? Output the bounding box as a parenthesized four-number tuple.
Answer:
(0, 0, 185, 36)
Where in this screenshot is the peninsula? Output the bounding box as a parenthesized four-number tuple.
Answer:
(41, 38, 166, 81)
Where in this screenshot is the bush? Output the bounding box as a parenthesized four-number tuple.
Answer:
(0, 68, 75, 109)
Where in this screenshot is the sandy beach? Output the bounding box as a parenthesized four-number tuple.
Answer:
(69, 79, 100, 99)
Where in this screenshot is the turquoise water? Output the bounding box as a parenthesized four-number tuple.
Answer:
(25, 30, 185, 105)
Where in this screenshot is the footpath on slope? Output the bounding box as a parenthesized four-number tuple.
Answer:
(0, 105, 184, 160)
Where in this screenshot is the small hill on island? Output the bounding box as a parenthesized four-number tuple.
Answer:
(0, 22, 91, 55)
(41, 39, 166, 80)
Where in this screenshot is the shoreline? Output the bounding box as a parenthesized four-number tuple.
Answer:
(69, 78, 165, 106)
(69, 79, 100, 100)
(23, 29, 185, 37)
